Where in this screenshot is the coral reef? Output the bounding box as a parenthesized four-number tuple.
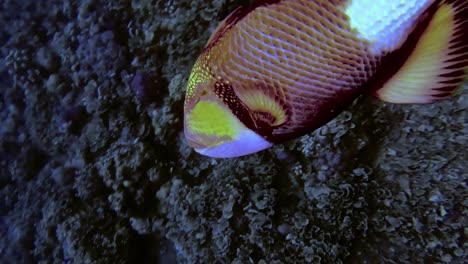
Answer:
(0, 0, 466, 263)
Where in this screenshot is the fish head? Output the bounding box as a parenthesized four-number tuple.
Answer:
(183, 56, 273, 158)
(183, 4, 293, 158)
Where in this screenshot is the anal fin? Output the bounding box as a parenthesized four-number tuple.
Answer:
(374, 0, 468, 104)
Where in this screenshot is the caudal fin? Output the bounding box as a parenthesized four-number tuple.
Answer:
(373, 0, 468, 104)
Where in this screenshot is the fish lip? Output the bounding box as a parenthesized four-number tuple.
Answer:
(183, 117, 206, 149)
(185, 136, 206, 149)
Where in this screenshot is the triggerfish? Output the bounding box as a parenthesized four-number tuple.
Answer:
(183, 0, 468, 158)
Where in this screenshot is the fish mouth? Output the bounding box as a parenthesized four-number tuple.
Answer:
(185, 135, 207, 149)
(183, 117, 227, 150)
(183, 121, 209, 149)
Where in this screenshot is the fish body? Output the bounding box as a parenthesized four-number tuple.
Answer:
(184, 0, 468, 158)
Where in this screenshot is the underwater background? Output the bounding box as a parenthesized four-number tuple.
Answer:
(0, 0, 466, 263)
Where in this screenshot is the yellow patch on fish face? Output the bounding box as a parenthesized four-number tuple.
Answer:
(184, 56, 232, 149)
(183, 84, 274, 158)
(183, 56, 273, 157)
(185, 99, 243, 148)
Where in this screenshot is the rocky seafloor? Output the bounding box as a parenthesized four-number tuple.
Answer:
(0, 0, 466, 263)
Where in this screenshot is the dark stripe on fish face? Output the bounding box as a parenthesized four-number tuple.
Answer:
(213, 81, 257, 132)
(213, 81, 290, 143)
